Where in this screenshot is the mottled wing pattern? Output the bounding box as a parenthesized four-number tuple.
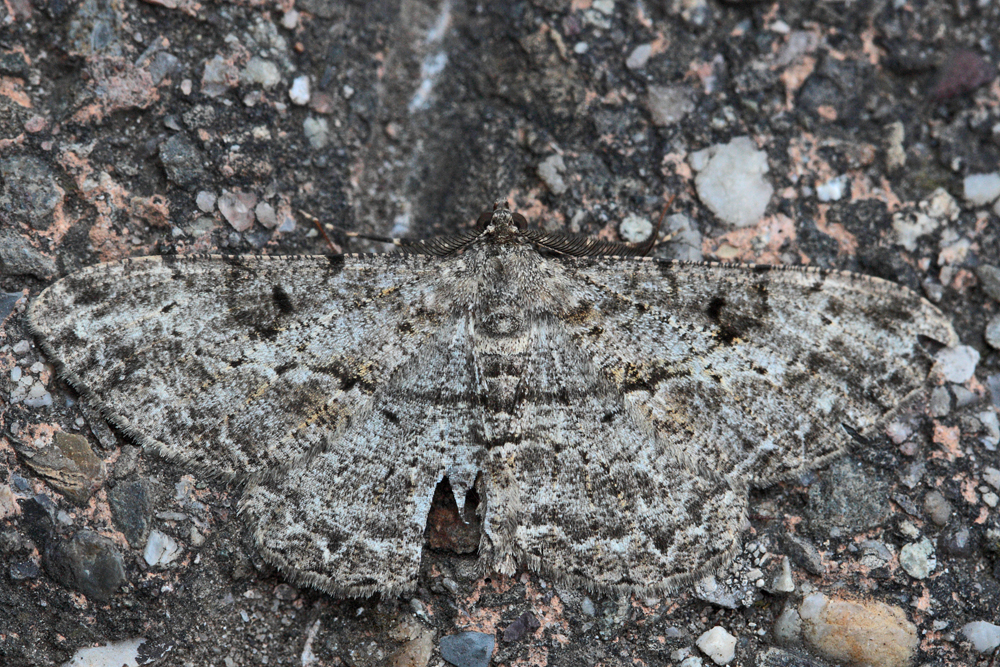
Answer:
(27, 253, 449, 480)
(240, 318, 482, 597)
(477, 316, 746, 592)
(558, 258, 958, 485)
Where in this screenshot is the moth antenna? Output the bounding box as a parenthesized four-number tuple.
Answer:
(643, 193, 677, 252)
(298, 209, 341, 253)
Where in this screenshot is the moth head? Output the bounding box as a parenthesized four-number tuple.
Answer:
(476, 199, 528, 243)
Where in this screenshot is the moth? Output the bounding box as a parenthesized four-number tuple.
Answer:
(28, 200, 956, 596)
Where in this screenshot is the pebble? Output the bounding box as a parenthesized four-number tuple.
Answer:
(0, 291, 22, 322)
(10, 560, 40, 580)
(218, 190, 258, 231)
(696, 626, 736, 665)
(0, 229, 58, 279)
(859, 540, 892, 568)
(770, 556, 794, 593)
(581, 596, 596, 616)
(646, 84, 694, 126)
(503, 611, 540, 642)
(202, 55, 239, 97)
(289, 75, 311, 105)
(626, 43, 652, 69)
(799, 593, 917, 667)
(929, 386, 951, 417)
(938, 524, 973, 558)
(923, 490, 952, 525)
(984, 467, 1000, 490)
(816, 175, 847, 202)
(44, 530, 126, 600)
(664, 213, 703, 261)
(691, 136, 773, 228)
(781, 533, 825, 576)
(962, 172, 1000, 206)
(143, 530, 181, 566)
(63, 637, 147, 667)
(986, 314, 1000, 350)
(281, 9, 299, 29)
(891, 211, 939, 252)
(196, 190, 217, 212)
(241, 56, 281, 89)
(159, 134, 207, 190)
(439, 632, 494, 667)
(0, 485, 16, 520)
(772, 605, 802, 645)
(932, 345, 980, 384)
(619, 214, 653, 243)
(537, 155, 567, 195)
(899, 537, 936, 579)
(978, 264, 1000, 301)
(0, 156, 63, 230)
(255, 202, 278, 229)
(108, 480, 152, 547)
(21, 432, 105, 505)
(953, 385, 978, 408)
(977, 410, 999, 450)
(303, 117, 329, 150)
(962, 621, 1000, 653)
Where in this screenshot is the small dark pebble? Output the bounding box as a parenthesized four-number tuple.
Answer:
(108, 480, 152, 547)
(780, 533, 825, 576)
(0, 229, 57, 279)
(503, 611, 541, 642)
(931, 50, 994, 101)
(891, 493, 921, 518)
(19, 496, 54, 550)
(44, 530, 126, 601)
(938, 524, 975, 558)
(0, 292, 22, 322)
(440, 631, 495, 667)
(10, 560, 40, 580)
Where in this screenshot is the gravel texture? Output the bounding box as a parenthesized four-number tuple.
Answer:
(1, 1, 999, 666)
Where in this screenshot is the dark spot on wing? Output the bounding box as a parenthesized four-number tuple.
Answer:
(381, 408, 400, 425)
(160, 302, 176, 314)
(397, 320, 415, 334)
(752, 264, 772, 274)
(706, 296, 726, 323)
(327, 255, 345, 275)
(841, 424, 870, 445)
(274, 362, 295, 375)
(272, 285, 294, 315)
(619, 361, 692, 392)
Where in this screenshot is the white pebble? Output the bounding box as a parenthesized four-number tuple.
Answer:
(696, 626, 736, 664)
(963, 621, 1000, 653)
(537, 155, 567, 195)
(281, 9, 299, 29)
(626, 43, 652, 69)
(932, 345, 980, 384)
(303, 117, 329, 150)
(619, 214, 653, 243)
(962, 172, 1000, 206)
(816, 175, 847, 202)
(978, 410, 999, 450)
(144, 530, 181, 566)
(289, 75, 311, 105)
(255, 202, 278, 229)
(692, 136, 773, 227)
(574, 42, 589, 54)
(196, 190, 216, 213)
